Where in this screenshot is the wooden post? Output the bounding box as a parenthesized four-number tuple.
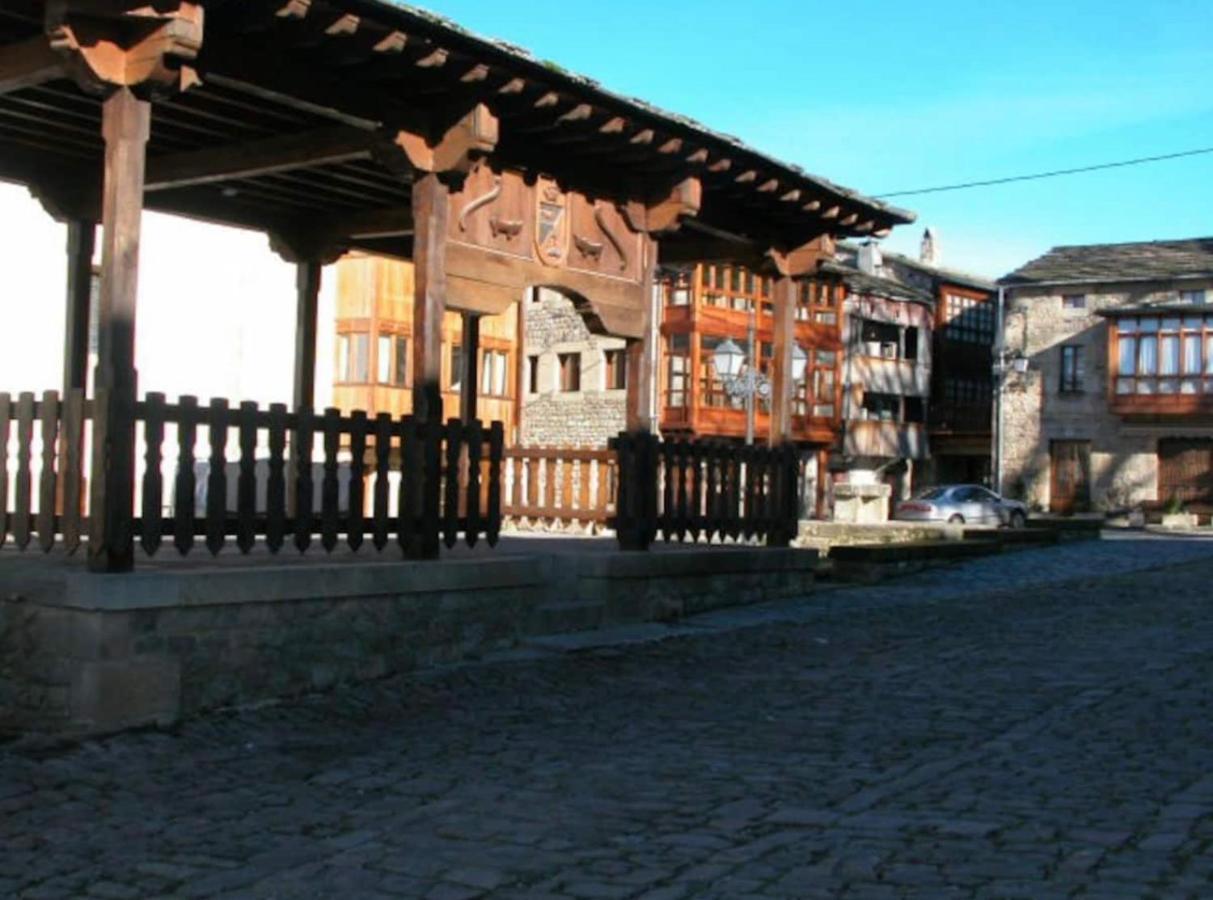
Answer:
(88, 89, 150, 573)
(625, 238, 658, 434)
(293, 260, 321, 411)
(412, 172, 448, 424)
(63, 219, 95, 394)
(460, 311, 480, 424)
(769, 276, 796, 446)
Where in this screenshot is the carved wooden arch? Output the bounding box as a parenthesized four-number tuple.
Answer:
(529, 284, 610, 337)
(443, 161, 655, 339)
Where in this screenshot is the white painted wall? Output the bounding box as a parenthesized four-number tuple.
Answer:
(0, 181, 337, 410)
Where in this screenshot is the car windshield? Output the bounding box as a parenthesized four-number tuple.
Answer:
(917, 488, 949, 500)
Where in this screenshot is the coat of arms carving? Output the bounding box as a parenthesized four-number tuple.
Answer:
(535, 176, 569, 266)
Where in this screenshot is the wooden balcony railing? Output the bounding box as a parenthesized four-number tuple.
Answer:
(501, 446, 617, 528)
(0, 390, 504, 560)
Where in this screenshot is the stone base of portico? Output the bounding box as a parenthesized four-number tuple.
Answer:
(0, 541, 817, 738)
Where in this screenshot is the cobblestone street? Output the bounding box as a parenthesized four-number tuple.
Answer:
(5, 535, 1213, 899)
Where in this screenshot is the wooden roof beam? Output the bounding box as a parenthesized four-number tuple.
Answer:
(839, 212, 859, 226)
(145, 126, 378, 193)
(0, 37, 67, 96)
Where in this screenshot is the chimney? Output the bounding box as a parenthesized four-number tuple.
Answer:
(920, 227, 938, 266)
(857, 241, 882, 276)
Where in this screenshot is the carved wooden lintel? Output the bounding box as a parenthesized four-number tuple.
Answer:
(45, 1, 205, 97)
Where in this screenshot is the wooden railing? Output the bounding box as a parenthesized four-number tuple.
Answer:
(0, 390, 504, 560)
(612, 433, 799, 549)
(501, 447, 616, 529)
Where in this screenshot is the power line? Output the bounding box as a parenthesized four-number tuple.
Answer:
(876, 146, 1213, 198)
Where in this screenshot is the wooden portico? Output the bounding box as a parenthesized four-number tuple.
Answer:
(0, 0, 912, 572)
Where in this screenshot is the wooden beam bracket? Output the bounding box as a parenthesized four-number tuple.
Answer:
(45, 1, 205, 97)
(391, 103, 499, 180)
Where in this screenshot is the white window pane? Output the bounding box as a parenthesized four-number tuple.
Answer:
(1161, 336, 1180, 375)
(1118, 337, 1137, 376)
(377, 336, 392, 384)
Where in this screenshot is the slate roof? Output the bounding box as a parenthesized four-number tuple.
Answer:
(368, 1, 914, 226)
(882, 252, 996, 292)
(820, 261, 934, 307)
(1002, 238, 1213, 286)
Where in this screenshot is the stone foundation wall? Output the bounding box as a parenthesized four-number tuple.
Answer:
(0, 546, 818, 738)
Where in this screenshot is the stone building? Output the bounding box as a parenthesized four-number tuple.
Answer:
(520, 288, 629, 447)
(999, 238, 1213, 514)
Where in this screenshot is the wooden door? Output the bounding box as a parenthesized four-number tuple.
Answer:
(1050, 440, 1091, 515)
(1159, 439, 1213, 505)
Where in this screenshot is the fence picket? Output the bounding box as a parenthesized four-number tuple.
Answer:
(140, 393, 165, 556)
(14, 392, 34, 550)
(205, 398, 229, 556)
(487, 421, 503, 547)
(0, 393, 9, 548)
(660, 438, 675, 541)
(398, 416, 420, 556)
(465, 419, 483, 548)
(321, 407, 340, 553)
(674, 439, 690, 542)
(60, 390, 84, 554)
(372, 413, 391, 551)
(266, 403, 287, 554)
(174, 395, 198, 555)
(442, 419, 462, 549)
(37, 391, 60, 552)
(236, 401, 258, 554)
(293, 407, 314, 554)
(421, 419, 443, 558)
(347, 410, 368, 552)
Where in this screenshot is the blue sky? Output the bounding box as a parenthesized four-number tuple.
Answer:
(421, 0, 1213, 278)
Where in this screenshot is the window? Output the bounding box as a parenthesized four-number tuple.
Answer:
(861, 392, 900, 422)
(377, 335, 392, 385)
(860, 319, 901, 359)
(1060, 345, 1084, 393)
(904, 396, 926, 423)
(1062, 294, 1087, 311)
(699, 335, 738, 409)
(904, 327, 919, 362)
(558, 353, 581, 392)
(810, 350, 837, 419)
(1180, 290, 1207, 306)
(1116, 314, 1213, 396)
(339, 332, 369, 383)
(604, 348, 627, 390)
(481, 349, 509, 397)
(666, 335, 690, 408)
(527, 354, 540, 394)
(943, 294, 994, 344)
(393, 336, 408, 387)
(449, 344, 464, 392)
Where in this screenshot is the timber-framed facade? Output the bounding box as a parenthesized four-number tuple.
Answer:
(0, 0, 913, 571)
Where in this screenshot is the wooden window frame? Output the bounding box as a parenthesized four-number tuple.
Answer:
(1060, 344, 1084, 394)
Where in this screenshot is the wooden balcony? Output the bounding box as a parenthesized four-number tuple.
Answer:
(843, 420, 929, 459)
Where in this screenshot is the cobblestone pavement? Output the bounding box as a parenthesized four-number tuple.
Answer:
(5, 534, 1213, 899)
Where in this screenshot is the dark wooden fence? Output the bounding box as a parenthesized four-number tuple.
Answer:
(0, 390, 504, 560)
(611, 433, 800, 550)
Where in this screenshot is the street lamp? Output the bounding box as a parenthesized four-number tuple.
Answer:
(712, 336, 809, 445)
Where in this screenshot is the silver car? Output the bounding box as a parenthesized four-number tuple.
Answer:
(895, 484, 1029, 528)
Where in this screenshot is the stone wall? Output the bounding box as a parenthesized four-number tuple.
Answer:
(521, 288, 627, 448)
(0, 546, 818, 738)
(1002, 278, 1213, 510)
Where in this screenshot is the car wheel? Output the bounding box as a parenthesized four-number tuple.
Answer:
(948, 514, 965, 525)
(1009, 511, 1026, 529)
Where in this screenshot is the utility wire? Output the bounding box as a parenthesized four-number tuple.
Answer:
(876, 146, 1213, 198)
